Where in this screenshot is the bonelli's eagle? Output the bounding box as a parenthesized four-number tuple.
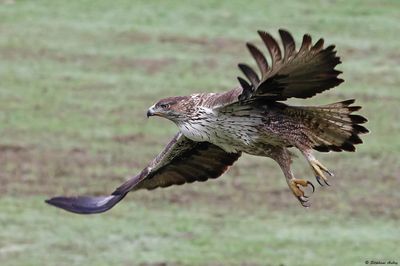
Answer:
(47, 29, 368, 214)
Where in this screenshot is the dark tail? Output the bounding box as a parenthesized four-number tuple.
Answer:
(286, 99, 369, 152)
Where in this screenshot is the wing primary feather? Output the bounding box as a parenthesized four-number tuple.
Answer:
(237, 77, 253, 101)
(237, 77, 252, 90)
(238, 63, 260, 86)
(278, 29, 296, 60)
(246, 42, 269, 77)
(312, 38, 324, 52)
(325, 44, 336, 52)
(258, 30, 282, 65)
(298, 34, 312, 54)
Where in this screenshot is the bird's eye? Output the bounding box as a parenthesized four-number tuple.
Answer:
(160, 103, 170, 109)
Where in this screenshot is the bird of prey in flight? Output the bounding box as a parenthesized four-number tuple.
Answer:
(46, 29, 368, 214)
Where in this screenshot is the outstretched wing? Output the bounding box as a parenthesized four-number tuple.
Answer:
(46, 133, 241, 214)
(236, 29, 343, 103)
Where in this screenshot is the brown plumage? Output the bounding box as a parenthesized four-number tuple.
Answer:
(46, 29, 368, 214)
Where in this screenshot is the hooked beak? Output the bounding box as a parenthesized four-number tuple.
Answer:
(147, 108, 154, 118)
(147, 105, 161, 118)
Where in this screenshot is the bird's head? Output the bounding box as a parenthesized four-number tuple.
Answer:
(147, 96, 194, 122)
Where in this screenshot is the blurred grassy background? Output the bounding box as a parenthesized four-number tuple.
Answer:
(0, 0, 399, 265)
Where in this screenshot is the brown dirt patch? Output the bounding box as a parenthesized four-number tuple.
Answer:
(158, 35, 244, 53)
(1, 46, 175, 74)
(0, 144, 28, 153)
(0, 46, 95, 63)
(0, 145, 142, 196)
(114, 31, 152, 44)
(112, 133, 145, 143)
(1, 32, 248, 75)
(191, 57, 219, 70)
(72, 82, 112, 91)
(108, 57, 175, 74)
(350, 195, 400, 219)
(0, 0, 15, 4)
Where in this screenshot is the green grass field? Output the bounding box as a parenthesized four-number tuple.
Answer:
(1, 0, 399, 265)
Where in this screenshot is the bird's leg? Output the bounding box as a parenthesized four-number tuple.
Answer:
(302, 150, 334, 186)
(268, 147, 315, 207)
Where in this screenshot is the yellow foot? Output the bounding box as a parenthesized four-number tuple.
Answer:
(310, 159, 334, 186)
(289, 178, 315, 207)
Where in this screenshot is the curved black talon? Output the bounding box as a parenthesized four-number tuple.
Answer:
(316, 175, 324, 186)
(303, 182, 315, 199)
(316, 175, 330, 186)
(307, 181, 315, 193)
